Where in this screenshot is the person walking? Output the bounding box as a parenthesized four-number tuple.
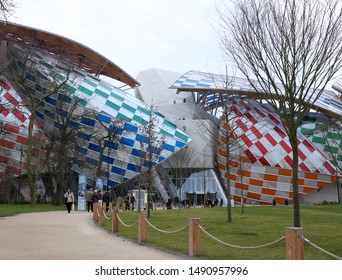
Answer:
(130, 192, 136, 210)
(64, 188, 75, 214)
(86, 188, 94, 212)
(103, 190, 111, 212)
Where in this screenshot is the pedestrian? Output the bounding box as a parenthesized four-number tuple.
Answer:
(64, 188, 75, 214)
(103, 190, 111, 212)
(130, 192, 136, 210)
(98, 189, 103, 206)
(86, 188, 94, 212)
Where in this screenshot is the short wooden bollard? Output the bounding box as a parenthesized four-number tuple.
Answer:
(138, 212, 148, 243)
(99, 205, 105, 226)
(109, 202, 113, 212)
(189, 218, 201, 257)
(112, 210, 119, 233)
(285, 227, 304, 260)
(93, 202, 99, 222)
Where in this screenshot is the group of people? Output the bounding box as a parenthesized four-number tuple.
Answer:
(85, 188, 111, 212)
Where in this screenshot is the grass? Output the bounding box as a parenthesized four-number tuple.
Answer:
(0, 203, 65, 217)
(101, 205, 342, 260)
(1, 203, 341, 259)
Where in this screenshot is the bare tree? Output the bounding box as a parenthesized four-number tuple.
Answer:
(215, 0, 342, 227)
(139, 105, 165, 218)
(4, 42, 75, 207)
(0, 0, 17, 20)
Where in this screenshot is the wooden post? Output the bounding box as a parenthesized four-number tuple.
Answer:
(112, 209, 119, 233)
(285, 227, 304, 260)
(99, 205, 105, 226)
(138, 212, 148, 243)
(189, 218, 201, 257)
(109, 202, 113, 212)
(93, 202, 99, 222)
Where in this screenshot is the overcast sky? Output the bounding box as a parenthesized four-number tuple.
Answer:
(12, 0, 226, 81)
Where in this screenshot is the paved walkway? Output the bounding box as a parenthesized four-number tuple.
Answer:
(0, 210, 191, 260)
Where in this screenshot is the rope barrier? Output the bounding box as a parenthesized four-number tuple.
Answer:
(199, 225, 285, 249)
(144, 217, 189, 234)
(301, 236, 342, 260)
(115, 212, 138, 228)
(103, 210, 111, 220)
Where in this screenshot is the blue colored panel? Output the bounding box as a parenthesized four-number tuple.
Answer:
(120, 137, 135, 147)
(44, 109, 55, 119)
(58, 94, 72, 104)
(81, 116, 95, 127)
(105, 142, 119, 151)
(86, 156, 98, 167)
(77, 146, 87, 155)
(35, 110, 44, 120)
(176, 141, 186, 148)
(103, 154, 114, 165)
(132, 148, 145, 158)
(89, 143, 101, 153)
(77, 131, 91, 141)
(127, 163, 140, 172)
(97, 113, 111, 124)
(124, 123, 138, 133)
(69, 120, 79, 128)
(136, 134, 149, 143)
(111, 166, 126, 176)
(45, 96, 57, 106)
(162, 143, 175, 152)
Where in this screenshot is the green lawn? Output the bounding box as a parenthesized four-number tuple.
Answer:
(101, 205, 342, 260)
(1, 203, 341, 260)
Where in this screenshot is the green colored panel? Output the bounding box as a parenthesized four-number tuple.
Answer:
(133, 115, 147, 125)
(175, 131, 189, 142)
(111, 92, 125, 102)
(324, 146, 339, 154)
(327, 132, 340, 141)
(78, 85, 93, 96)
(39, 60, 53, 69)
(62, 83, 76, 94)
(56, 64, 68, 72)
(95, 88, 109, 99)
(84, 79, 97, 88)
(99, 82, 112, 92)
(303, 115, 316, 122)
(137, 106, 150, 115)
(117, 112, 131, 122)
(73, 96, 87, 107)
(163, 119, 177, 129)
(160, 129, 173, 138)
(337, 154, 342, 161)
(122, 103, 136, 113)
(105, 100, 120, 111)
(312, 136, 326, 145)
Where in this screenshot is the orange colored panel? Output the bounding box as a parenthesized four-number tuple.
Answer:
(218, 162, 226, 171)
(230, 174, 237, 181)
(317, 181, 329, 188)
(298, 178, 304, 185)
(304, 172, 318, 180)
(247, 192, 261, 200)
(249, 178, 263, 186)
(219, 149, 227, 157)
(303, 187, 316, 193)
(264, 174, 278, 182)
(278, 169, 292, 176)
(262, 188, 276, 196)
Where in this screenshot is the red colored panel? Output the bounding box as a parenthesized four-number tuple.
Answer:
(12, 108, 26, 123)
(4, 123, 20, 134)
(251, 126, 263, 139)
(323, 161, 336, 175)
(284, 155, 293, 166)
(259, 156, 270, 166)
(16, 135, 28, 145)
(0, 79, 11, 91)
(4, 92, 19, 107)
(0, 139, 15, 149)
(298, 149, 307, 161)
(0, 155, 9, 164)
(268, 114, 280, 125)
(299, 162, 310, 172)
(245, 149, 257, 163)
(265, 133, 277, 146)
(255, 141, 268, 155)
(274, 126, 286, 138)
(279, 140, 292, 153)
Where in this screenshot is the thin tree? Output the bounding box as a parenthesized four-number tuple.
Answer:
(215, 0, 342, 227)
(4, 42, 75, 207)
(0, 0, 17, 20)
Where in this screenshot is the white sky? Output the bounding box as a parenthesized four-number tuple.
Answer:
(12, 0, 227, 81)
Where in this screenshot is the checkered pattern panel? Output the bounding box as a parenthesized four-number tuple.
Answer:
(0, 78, 43, 177)
(2, 43, 191, 186)
(216, 97, 337, 205)
(170, 70, 342, 119)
